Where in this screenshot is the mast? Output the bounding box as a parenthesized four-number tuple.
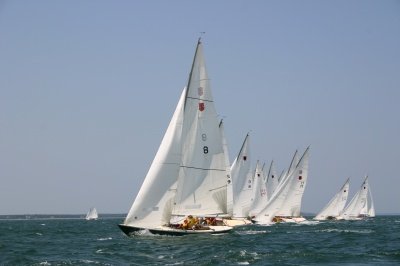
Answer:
(184, 38, 202, 110)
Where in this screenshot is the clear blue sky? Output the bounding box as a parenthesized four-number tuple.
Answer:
(1, 0, 399, 215)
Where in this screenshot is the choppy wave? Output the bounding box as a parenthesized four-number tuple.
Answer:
(97, 237, 113, 241)
(1, 216, 400, 265)
(317, 228, 374, 234)
(235, 230, 269, 235)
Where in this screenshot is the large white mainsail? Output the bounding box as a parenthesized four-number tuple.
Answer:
(342, 176, 369, 220)
(274, 147, 310, 218)
(123, 88, 185, 229)
(171, 40, 229, 217)
(119, 39, 233, 235)
(220, 120, 235, 216)
(231, 134, 253, 218)
(253, 147, 310, 224)
(314, 178, 350, 220)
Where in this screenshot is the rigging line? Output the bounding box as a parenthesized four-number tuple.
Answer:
(209, 185, 227, 192)
(161, 162, 181, 165)
(180, 165, 226, 172)
(186, 96, 214, 102)
(184, 39, 201, 110)
(236, 133, 249, 159)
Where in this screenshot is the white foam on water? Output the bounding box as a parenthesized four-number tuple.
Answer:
(236, 230, 269, 235)
(298, 220, 320, 225)
(317, 228, 373, 234)
(39, 261, 51, 265)
(97, 237, 112, 241)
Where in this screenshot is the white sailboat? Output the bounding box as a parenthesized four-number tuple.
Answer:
(273, 147, 309, 223)
(119, 39, 232, 236)
(368, 187, 376, 217)
(253, 147, 310, 224)
(341, 176, 370, 220)
(231, 134, 253, 218)
(223, 133, 253, 227)
(86, 208, 98, 220)
(314, 178, 350, 220)
(249, 162, 268, 218)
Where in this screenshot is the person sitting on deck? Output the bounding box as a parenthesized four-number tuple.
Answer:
(205, 217, 217, 225)
(187, 215, 198, 229)
(181, 219, 189, 229)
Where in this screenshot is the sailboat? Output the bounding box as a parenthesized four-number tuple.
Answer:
(341, 176, 372, 220)
(249, 162, 268, 218)
(367, 186, 375, 217)
(314, 178, 350, 220)
(118, 39, 232, 236)
(85, 208, 98, 220)
(252, 147, 310, 224)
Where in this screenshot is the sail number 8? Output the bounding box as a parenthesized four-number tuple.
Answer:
(203, 146, 209, 154)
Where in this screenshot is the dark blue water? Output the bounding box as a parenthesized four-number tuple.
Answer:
(1, 216, 400, 265)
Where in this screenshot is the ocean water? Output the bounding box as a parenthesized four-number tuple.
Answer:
(1, 216, 400, 265)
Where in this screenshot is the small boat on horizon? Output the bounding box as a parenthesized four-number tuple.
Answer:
(85, 207, 98, 220)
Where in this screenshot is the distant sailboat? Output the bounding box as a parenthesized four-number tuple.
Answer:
(86, 208, 98, 220)
(118, 39, 232, 236)
(231, 134, 253, 219)
(342, 176, 372, 220)
(253, 147, 310, 224)
(249, 162, 268, 218)
(368, 187, 376, 217)
(314, 178, 350, 220)
(223, 133, 253, 227)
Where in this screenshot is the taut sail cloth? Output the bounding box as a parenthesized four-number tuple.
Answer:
(342, 176, 370, 220)
(249, 162, 268, 217)
(253, 147, 310, 224)
(368, 185, 375, 217)
(171, 40, 228, 217)
(266, 160, 279, 201)
(123, 88, 185, 229)
(314, 178, 350, 220)
(121, 39, 231, 234)
(231, 134, 253, 218)
(274, 147, 310, 218)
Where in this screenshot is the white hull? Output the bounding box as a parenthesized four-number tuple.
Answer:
(118, 224, 232, 236)
(223, 218, 252, 227)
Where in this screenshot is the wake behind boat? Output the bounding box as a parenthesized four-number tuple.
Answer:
(118, 39, 233, 236)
